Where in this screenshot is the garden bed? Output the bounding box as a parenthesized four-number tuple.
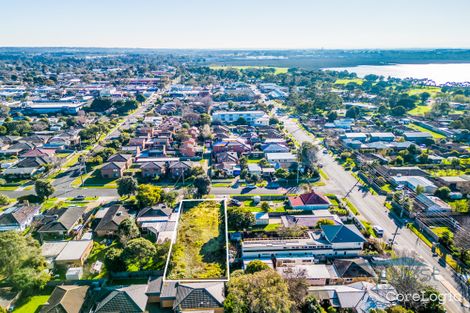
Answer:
(165, 199, 228, 281)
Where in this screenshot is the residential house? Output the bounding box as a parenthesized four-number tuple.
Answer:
(277, 264, 336, 286)
(308, 282, 397, 313)
(107, 153, 133, 169)
(214, 151, 238, 164)
(0, 203, 40, 231)
(15, 155, 51, 168)
(54, 240, 94, 267)
(94, 285, 148, 313)
(403, 132, 433, 143)
(212, 110, 267, 125)
(416, 194, 452, 214)
(212, 139, 251, 154)
(101, 162, 126, 178)
(168, 161, 193, 180)
(94, 205, 130, 237)
(40, 285, 89, 313)
(140, 161, 166, 178)
(261, 143, 290, 154)
(333, 258, 376, 283)
(241, 224, 365, 260)
(128, 137, 148, 149)
(288, 191, 331, 210)
(368, 132, 396, 142)
(146, 278, 225, 312)
(179, 139, 197, 157)
(266, 152, 297, 169)
(37, 206, 86, 239)
(1, 166, 42, 178)
(391, 175, 437, 193)
(438, 175, 470, 193)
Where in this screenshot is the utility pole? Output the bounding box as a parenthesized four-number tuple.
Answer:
(390, 225, 400, 247)
(345, 180, 361, 198)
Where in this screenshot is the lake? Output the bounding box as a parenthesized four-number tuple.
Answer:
(325, 63, 470, 84)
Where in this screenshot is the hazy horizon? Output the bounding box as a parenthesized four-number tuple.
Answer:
(2, 0, 470, 49)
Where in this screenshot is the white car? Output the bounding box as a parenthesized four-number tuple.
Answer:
(373, 225, 384, 237)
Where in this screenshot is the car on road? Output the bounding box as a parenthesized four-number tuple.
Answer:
(322, 150, 328, 154)
(246, 184, 257, 189)
(229, 199, 242, 207)
(74, 195, 85, 201)
(373, 225, 384, 237)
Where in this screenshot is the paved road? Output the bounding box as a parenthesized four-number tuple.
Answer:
(281, 116, 469, 312)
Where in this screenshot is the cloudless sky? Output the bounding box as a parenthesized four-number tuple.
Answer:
(1, 0, 470, 49)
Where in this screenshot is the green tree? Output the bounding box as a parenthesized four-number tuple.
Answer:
(274, 168, 289, 179)
(117, 218, 140, 245)
(136, 184, 163, 208)
(136, 93, 146, 103)
(194, 174, 211, 196)
(434, 186, 451, 200)
(301, 295, 324, 313)
(316, 218, 335, 228)
(104, 247, 125, 272)
(327, 111, 338, 122)
(10, 267, 50, 293)
(224, 269, 293, 313)
(200, 113, 211, 125)
(245, 260, 270, 274)
(122, 238, 157, 271)
(0, 194, 11, 206)
(299, 142, 319, 170)
(227, 206, 255, 231)
(35, 179, 54, 200)
(260, 201, 270, 212)
(117, 176, 138, 198)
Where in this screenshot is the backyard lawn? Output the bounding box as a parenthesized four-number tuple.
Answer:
(13, 294, 50, 313)
(167, 200, 226, 280)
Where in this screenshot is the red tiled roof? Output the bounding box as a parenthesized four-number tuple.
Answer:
(288, 191, 330, 207)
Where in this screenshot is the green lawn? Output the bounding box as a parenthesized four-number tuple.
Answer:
(77, 170, 118, 188)
(209, 65, 288, 75)
(407, 123, 446, 139)
(343, 198, 359, 215)
(408, 104, 432, 116)
(407, 86, 441, 97)
(428, 169, 465, 177)
(334, 78, 363, 85)
(13, 295, 50, 313)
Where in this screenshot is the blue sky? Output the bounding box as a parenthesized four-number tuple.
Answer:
(2, 0, 470, 49)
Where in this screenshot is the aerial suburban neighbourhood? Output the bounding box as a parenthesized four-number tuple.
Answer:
(1, 2, 470, 313)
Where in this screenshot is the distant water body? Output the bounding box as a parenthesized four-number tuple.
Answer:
(325, 63, 470, 84)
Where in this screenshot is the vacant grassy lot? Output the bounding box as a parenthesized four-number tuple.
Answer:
(167, 201, 226, 280)
(407, 123, 446, 139)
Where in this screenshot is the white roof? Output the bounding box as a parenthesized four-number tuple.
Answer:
(55, 240, 92, 262)
(277, 264, 332, 279)
(266, 152, 296, 160)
